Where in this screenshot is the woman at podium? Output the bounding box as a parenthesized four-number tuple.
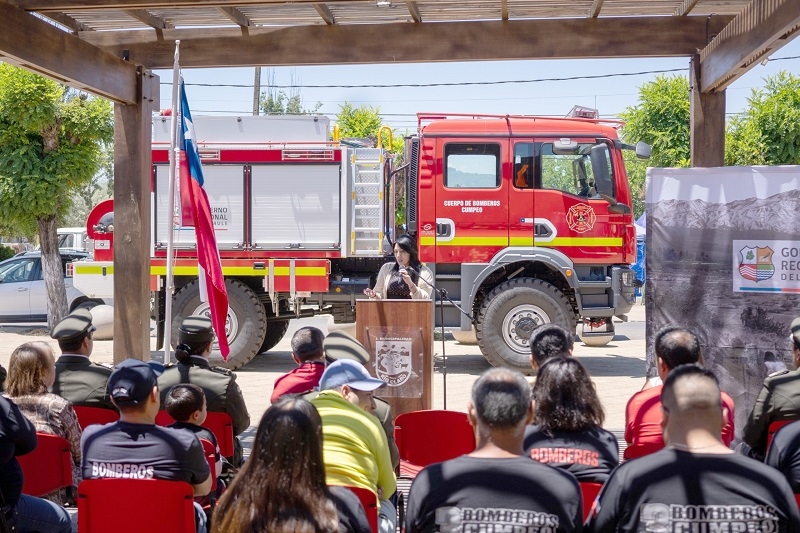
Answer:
(364, 234, 433, 300)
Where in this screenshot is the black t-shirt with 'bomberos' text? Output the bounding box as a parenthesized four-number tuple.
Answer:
(405, 455, 582, 533)
(524, 425, 619, 484)
(586, 449, 800, 533)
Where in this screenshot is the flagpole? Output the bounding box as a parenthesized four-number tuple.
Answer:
(164, 39, 181, 364)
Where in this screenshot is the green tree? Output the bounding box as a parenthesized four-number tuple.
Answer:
(62, 142, 114, 227)
(619, 74, 690, 168)
(259, 69, 321, 115)
(726, 70, 800, 165)
(0, 64, 113, 326)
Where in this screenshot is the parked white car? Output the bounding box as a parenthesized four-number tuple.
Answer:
(0, 251, 107, 323)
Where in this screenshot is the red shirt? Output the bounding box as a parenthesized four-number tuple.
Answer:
(270, 361, 325, 403)
(624, 383, 735, 460)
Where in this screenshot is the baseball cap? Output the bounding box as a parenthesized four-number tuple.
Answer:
(323, 330, 370, 365)
(51, 308, 96, 343)
(107, 359, 164, 407)
(319, 359, 386, 392)
(179, 316, 214, 344)
(791, 317, 800, 344)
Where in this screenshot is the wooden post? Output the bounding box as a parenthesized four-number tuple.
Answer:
(690, 54, 726, 167)
(112, 68, 159, 363)
(356, 300, 433, 416)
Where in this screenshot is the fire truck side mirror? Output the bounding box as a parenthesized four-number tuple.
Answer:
(590, 144, 614, 200)
(635, 141, 652, 159)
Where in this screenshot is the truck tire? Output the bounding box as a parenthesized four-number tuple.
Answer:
(258, 319, 289, 354)
(171, 278, 267, 370)
(476, 278, 575, 373)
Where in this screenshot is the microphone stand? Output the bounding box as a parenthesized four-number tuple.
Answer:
(406, 267, 473, 410)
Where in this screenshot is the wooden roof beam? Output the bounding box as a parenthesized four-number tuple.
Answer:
(43, 11, 89, 32)
(699, 0, 800, 92)
(406, 1, 421, 23)
(124, 9, 171, 29)
(589, 0, 603, 18)
(82, 15, 733, 69)
(314, 3, 335, 25)
(0, 1, 138, 104)
(20, 0, 374, 9)
(674, 0, 700, 17)
(217, 6, 251, 27)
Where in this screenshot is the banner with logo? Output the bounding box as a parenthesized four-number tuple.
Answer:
(645, 166, 800, 440)
(363, 326, 424, 398)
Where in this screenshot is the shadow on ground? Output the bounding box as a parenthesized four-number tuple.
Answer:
(576, 353, 646, 378)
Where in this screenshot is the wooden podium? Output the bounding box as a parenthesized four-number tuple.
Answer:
(356, 299, 433, 417)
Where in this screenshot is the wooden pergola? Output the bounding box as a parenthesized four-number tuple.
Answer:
(0, 0, 797, 361)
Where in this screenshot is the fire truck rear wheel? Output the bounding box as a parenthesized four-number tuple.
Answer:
(476, 278, 575, 373)
(258, 320, 290, 354)
(171, 278, 267, 370)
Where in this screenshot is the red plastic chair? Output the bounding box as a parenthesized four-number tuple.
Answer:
(199, 438, 218, 510)
(156, 410, 235, 459)
(767, 420, 796, 451)
(77, 478, 196, 533)
(18, 433, 73, 497)
(73, 406, 119, 431)
(345, 485, 378, 533)
(394, 410, 475, 478)
(579, 482, 603, 522)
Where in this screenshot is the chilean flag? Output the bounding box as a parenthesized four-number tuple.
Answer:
(178, 81, 230, 358)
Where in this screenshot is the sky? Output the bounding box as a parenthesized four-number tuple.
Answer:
(155, 37, 800, 134)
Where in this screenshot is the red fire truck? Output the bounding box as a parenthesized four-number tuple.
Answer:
(73, 112, 649, 372)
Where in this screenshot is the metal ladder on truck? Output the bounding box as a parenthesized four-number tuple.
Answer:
(349, 147, 384, 256)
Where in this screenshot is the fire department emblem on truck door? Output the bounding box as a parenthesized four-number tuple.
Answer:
(566, 204, 596, 233)
(375, 338, 413, 387)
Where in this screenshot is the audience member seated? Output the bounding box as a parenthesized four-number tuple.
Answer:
(0, 395, 71, 533)
(313, 330, 400, 469)
(524, 356, 618, 483)
(405, 368, 582, 533)
(4, 341, 82, 505)
(766, 420, 800, 493)
(270, 326, 326, 403)
(529, 323, 573, 371)
(0, 363, 7, 392)
(50, 309, 114, 410)
(625, 326, 734, 459)
(211, 396, 370, 533)
(311, 359, 397, 533)
(81, 359, 211, 533)
(742, 316, 800, 461)
(165, 383, 224, 507)
(587, 366, 800, 532)
(158, 316, 250, 466)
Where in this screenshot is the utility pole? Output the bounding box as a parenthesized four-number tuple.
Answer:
(253, 67, 261, 115)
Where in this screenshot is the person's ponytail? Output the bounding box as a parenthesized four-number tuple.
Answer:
(175, 343, 193, 363)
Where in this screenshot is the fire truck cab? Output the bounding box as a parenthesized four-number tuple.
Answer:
(407, 113, 648, 370)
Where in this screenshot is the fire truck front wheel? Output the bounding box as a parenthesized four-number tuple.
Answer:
(476, 278, 575, 373)
(171, 278, 267, 370)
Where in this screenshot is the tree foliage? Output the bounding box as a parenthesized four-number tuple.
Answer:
(259, 69, 321, 115)
(619, 74, 691, 169)
(0, 64, 113, 325)
(726, 70, 800, 166)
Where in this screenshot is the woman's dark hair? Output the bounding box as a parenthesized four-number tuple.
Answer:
(392, 234, 422, 282)
(532, 356, 604, 434)
(174, 340, 211, 363)
(211, 397, 338, 533)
